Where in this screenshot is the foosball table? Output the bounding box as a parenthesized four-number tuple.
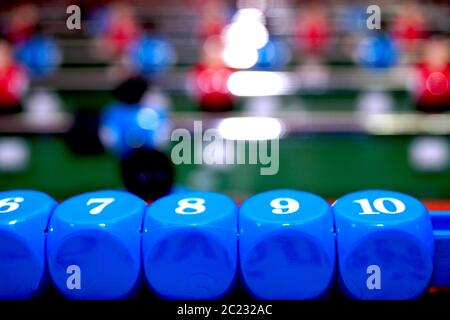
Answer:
(0, 0, 449, 304)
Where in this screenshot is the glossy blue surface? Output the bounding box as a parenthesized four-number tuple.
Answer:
(333, 190, 434, 299)
(143, 191, 237, 299)
(239, 189, 335, 300)
(430, 211, 450, 286)
(170, 184, 191, 194)
(47, 190, 145, 299)
(0, 190, 56, 299)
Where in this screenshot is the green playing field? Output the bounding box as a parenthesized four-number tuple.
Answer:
(1, 133, 448, 200)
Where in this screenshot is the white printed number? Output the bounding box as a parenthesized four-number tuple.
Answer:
(86, 198, 115, 215)
(0, 197, 24, 213)
(175, 198, 206, 215)
(270, 198, 300, 214)
(354, 198, 406, 215)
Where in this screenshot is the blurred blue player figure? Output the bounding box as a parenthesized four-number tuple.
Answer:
(354, 22, 398, 114)
(99, 75, 170, 158)
(99, 19, 176, 200)
(86, 5, 110, 37)
(248, 34, 291, 115)
(355, 28, 399, 70)
(126, 20, 176, 77)
(338, 2, 367, 34)
(15, 32, 61, 78)
(254, 36, 291, 70)
(101, 21, 175, 157)
(99, 75, 174, 201)
(100, 103, 168, 156)
(128, 35, 176, 76)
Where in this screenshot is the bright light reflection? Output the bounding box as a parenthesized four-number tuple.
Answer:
(222, 8, 269, 69)
(218, 117, 283, 140)
(227, 71, 289, 96)
(222, 44, 258, 69)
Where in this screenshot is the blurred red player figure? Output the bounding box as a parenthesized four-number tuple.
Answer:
(101, 2, 142, 58)
(295, 3, 331, 58)
(191, 36, 234, 112)
(391, 1, 427, 54)
(414, 37, 450, 113)
(5, 3, 38, 45)
(197, 0, 228, 39)
(0, 40, 28, 114)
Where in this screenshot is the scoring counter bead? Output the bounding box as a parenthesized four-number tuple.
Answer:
(333, 190, 434, 299)
(239, 189, 336, 299)
(47, 190, 146, 299)
(142, 191, 238, 299)
(0, 190, 56, 299)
